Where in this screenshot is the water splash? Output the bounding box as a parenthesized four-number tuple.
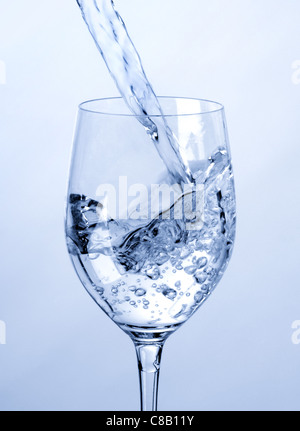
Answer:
(66, 148, 236, 327)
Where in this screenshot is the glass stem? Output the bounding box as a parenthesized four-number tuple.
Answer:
(134, 341, 164, 411)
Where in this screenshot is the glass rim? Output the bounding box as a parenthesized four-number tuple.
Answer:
(78, 96, 224, 117)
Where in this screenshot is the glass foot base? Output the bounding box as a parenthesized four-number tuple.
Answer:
(119, 323, 182, 343)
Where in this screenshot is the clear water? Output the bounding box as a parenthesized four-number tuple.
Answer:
(76, 0, 191, 183)
(66, 149, 236, 333)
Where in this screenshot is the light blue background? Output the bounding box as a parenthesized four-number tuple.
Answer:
(0, 0, 300, 411)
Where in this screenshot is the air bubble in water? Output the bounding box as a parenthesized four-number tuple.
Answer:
(195, 240, 204, 251)
(206, 268, 217, 280)
(194, 292, 204, 303)
(201, 285, 210, 294)
(155, 252, 169, 266)
(184, 265, 197, 275)
(194, 272, 208, 284)
(161, 285, 177, 300)
(193, 257, 208, 269)
(180, 248, 192, 259)
(135, 288, 146, 297)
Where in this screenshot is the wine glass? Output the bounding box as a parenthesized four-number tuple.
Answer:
(65, 96, 236, 411)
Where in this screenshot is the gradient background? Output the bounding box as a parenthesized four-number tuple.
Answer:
(0, 0, 300, 411)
